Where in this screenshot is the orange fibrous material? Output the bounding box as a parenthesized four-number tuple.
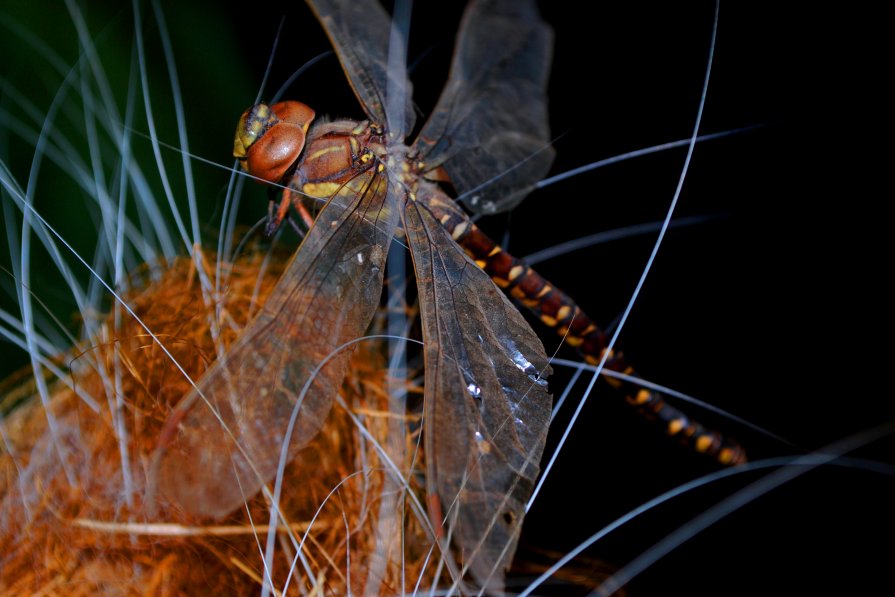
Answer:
(0, 246, 430, 595)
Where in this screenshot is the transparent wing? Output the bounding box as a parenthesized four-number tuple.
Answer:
(404, 185, 552, 591)
(412, 0, 554, 214)
(152, 170, 398, 519)
(306, 0, 415, 137)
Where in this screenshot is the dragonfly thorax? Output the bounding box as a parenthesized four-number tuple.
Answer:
(297, 119, 403, 200)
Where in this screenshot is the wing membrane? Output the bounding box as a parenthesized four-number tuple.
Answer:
(404, 185, 552, 591)
(412, 0, 554, 213)
(306, 0, 415, 137)
(154, 170, 398, 519)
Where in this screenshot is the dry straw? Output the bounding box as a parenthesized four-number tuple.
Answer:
(0, 244, 441, 595)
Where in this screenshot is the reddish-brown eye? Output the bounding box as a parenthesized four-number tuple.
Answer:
(233, 101, 316, 184)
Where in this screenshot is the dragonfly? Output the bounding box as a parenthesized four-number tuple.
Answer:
(151, 0, 744, 590)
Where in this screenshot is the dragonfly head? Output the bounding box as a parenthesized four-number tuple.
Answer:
(233, 101, 316, 184)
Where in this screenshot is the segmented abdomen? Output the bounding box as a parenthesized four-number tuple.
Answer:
(423, 191, 746, 466)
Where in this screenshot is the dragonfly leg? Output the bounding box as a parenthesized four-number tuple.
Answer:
(264, 188, 289, 236)
(286, 186, 317, 230)
(265, 187, 316, 237)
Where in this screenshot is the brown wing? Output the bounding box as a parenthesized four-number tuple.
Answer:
(412, 0, 554, 214)
(306, 0, 415, 138)
(152, 169, 398, 519)
(403, 184, 552, 591)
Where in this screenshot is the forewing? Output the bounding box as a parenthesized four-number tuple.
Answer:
(412, 0, 554, 214)
(153, 170, 398, 519)
(306, 0, 415, 137)
(404, 186, 552, 591)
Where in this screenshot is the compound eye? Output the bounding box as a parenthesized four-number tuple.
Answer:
(233, 101, 315, 184)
